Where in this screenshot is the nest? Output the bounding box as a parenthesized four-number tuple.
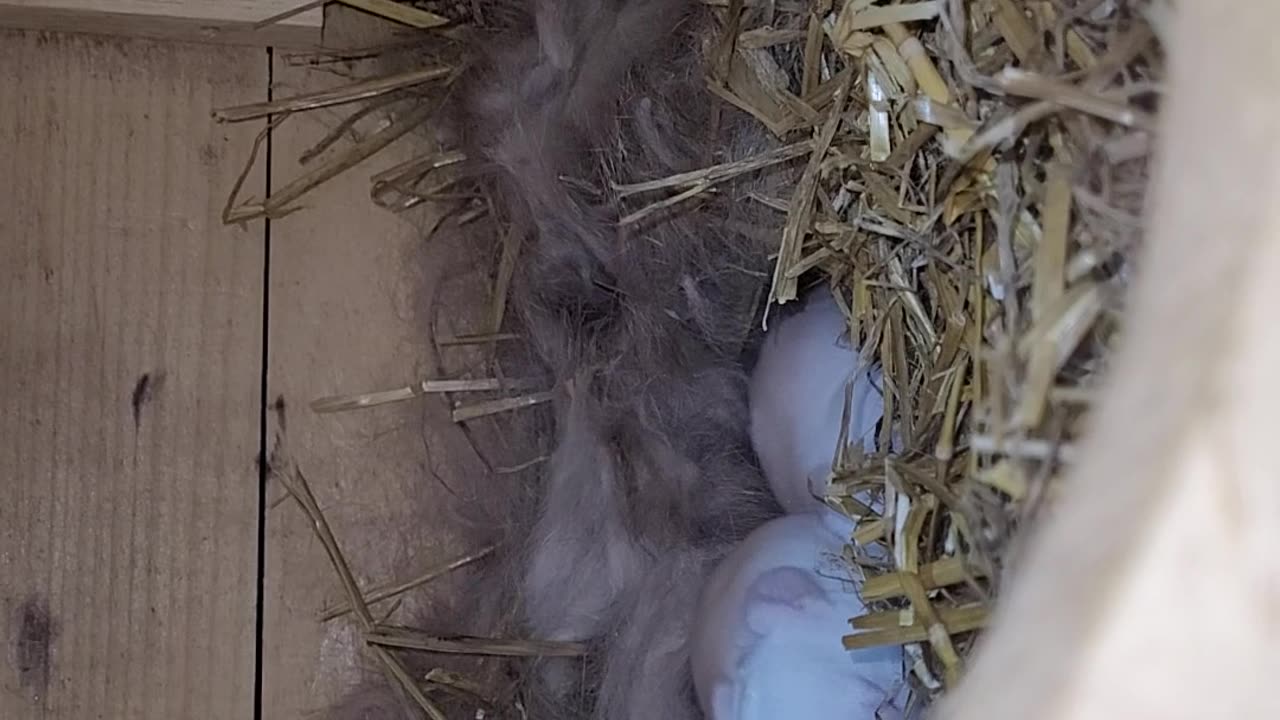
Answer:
(214, 0, 1164, 715)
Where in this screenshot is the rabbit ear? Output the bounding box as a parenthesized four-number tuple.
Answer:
(741, 566, 827, 634)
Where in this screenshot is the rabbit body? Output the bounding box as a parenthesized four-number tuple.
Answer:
(691, 513, 905, 720)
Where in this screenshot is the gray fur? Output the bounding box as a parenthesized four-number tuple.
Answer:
(521, 374, 646, 702)
(594, 546, 727, 720)
(329, 0, 793, 716)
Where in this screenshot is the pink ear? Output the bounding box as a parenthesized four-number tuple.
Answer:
(742, 566, 825, 634)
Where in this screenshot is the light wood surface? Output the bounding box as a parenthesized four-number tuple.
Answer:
(0, 16, 505, 718)
(0, 30, 267, 719)
(258, 14, 500, 716)
(0, 0, 324, 47)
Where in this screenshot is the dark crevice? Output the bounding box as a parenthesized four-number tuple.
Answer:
(253, 46, 275, 720)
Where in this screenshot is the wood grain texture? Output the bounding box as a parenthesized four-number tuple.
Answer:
(0, 0, 324, 47)
(0, 31, 266, 720)
(259, 21, 503, 716)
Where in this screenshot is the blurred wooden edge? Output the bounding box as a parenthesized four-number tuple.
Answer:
(937, 3, 1280, 719)
(0, 1, 324, 48)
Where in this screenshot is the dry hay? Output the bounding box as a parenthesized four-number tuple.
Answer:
(214, 0, 1165, 715)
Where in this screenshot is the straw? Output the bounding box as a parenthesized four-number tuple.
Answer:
(223, 0, 1161, 708)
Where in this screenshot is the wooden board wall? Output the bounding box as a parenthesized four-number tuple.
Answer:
(258, 11, 502, 715)
(0, 31, 266, 719)
(0, 1, 324, 47)
(0, 14, 503, 720)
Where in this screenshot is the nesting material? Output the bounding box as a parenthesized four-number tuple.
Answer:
(214, 0, 1162, 714)
(752, 1, 1159, 696)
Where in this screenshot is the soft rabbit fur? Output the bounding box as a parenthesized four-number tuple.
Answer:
(327, 0, 792, 717)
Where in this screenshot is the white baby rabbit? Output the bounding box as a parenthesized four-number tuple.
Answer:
(690, 513, 907, 720)
(750, 287, 884, 515)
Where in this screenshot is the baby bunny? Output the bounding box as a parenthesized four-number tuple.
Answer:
(749, 288, 884, 515)
(690, 513, 907, 720)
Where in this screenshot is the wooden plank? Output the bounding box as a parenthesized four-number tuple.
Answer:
(0, 0, 324, 47)
(259, 13, 504, 717)
(0, 31, 266, 719)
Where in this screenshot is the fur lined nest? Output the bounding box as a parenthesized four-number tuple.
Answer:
(217, 0, 1165, 715)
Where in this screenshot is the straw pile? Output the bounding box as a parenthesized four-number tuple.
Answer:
(215, 0, 1165, 713)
